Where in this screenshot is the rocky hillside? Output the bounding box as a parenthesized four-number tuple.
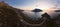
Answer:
(0, 1, 24, 27)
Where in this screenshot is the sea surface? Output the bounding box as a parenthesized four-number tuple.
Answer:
(22, 10, 60, 20)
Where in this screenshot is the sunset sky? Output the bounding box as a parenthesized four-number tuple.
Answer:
(0, 0, 60, 10)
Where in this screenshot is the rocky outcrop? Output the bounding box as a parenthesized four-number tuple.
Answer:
(0, 1, 23, 27)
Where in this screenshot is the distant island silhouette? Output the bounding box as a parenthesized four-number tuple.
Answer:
(55, 10, 60, 12)
(32, 8, 42, 12)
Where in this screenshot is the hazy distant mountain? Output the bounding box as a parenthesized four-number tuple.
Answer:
(55, 10, 60, 12)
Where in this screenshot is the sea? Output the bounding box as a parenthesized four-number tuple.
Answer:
(22, 10, 60, 20)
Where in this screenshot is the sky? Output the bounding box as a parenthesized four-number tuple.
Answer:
(0, 0, 60, 10)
